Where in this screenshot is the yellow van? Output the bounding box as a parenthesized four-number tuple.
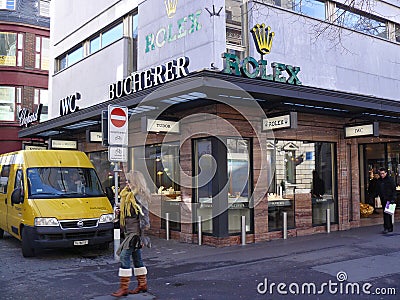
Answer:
(0, 150, 114, 257)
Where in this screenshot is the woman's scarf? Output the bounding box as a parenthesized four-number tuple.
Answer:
(119, 186, 144, 226)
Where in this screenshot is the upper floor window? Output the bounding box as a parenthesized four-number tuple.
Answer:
(293, 0, 325, 20)
(57, 45, 83, 71)
(56, 15, 135, 73)
(271, 0, 326, 20)
(0, 86, 19, 121)
(39, 0, 50, 17)
(132, 14, 138, 71)
(395, 24, 400, 43)
(0, 32, 23, 67)
(34, 88, 48, 121)
(0, 32, 15, 66)
(89, 22, 123, 55)
(336, 6, 387, 39)
(102, 23, 123, 48)
(35, 36, 50, 70)
(0, 0, 15, 10)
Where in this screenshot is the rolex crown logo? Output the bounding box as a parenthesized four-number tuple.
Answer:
(165, 0, 178, 18)
(251, 23, 275, 55)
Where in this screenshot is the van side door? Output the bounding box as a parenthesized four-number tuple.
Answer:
(7, 168, 24, 238)
(0, 165, 11, 232)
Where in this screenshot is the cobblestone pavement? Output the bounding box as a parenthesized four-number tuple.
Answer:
(1, 225, 399, 300)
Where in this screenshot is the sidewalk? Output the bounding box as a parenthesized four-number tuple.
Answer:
(95, 223, 399, 299)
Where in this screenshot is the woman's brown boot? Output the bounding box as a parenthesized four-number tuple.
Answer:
(111, 268, 132, 297)
(129, 267, 148, 294)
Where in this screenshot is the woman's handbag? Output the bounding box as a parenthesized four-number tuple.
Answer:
(384, 201, 396, 215)
(375, 196, 382, 208)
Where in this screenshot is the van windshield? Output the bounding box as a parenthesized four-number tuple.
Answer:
(27, 167, 104, 199)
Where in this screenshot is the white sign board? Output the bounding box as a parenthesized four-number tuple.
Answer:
(262, 112, 297, 131)
(89, 131, 102, 142)
(345, 123, 378, 138)
(24, 145, 48, 150)
(147, 118, 180, 133)
(108, 146, 128, 162)
(108, 105, 128, 146)
(50, 139, 78, 149)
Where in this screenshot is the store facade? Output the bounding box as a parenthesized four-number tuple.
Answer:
(19, 0, 400, 246)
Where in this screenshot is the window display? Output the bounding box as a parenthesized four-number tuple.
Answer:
(139, 143, 181, 231)
(268, 140, 337, 230)
(227, 138, 251, 233)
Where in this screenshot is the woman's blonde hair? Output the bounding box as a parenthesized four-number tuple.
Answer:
(126, 170, 151, 203)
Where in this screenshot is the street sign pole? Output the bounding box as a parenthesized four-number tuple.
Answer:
(107, 105, 128, 261)
(113, 163, 121, 260)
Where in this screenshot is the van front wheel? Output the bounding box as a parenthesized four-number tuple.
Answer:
(21, 228, 35, 257)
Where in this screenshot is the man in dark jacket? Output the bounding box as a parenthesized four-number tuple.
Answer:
(377, 167, 396, 233)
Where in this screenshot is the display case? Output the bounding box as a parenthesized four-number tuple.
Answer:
(267, 193, 295, 231)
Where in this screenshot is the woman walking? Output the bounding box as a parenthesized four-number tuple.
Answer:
(112, 170, 151, 297)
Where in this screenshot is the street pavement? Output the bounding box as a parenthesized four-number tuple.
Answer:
(0, 222, 399, 299)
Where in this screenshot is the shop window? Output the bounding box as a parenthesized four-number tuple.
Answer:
(141, 143, 181, 231)
(39, 0, 50, 17)
(35, 36, 49, 70)
(0, 86, 16, 121)
(194, 138, 213, 233)
(336, 6, 387, 39)
(361, 143, 400, 207)
(88, 151, 114, 189)
(268, 140, 336, 230)
(0, 0, 15, 10)
(227, 138, 251, 233)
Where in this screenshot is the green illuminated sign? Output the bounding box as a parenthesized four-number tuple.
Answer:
(221, 52, 302, 85)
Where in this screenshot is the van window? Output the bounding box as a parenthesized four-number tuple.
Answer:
(27, 167, 104, 198)
(0, 165, 11, 194)
(14, 169, 24, 189)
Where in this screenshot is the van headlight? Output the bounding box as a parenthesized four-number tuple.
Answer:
(99, 214, 114, 223)
(35, 217, 59, 226)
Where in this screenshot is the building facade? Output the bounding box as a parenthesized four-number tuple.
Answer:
(0, 0, 50, 153)
(20, 0, 400, 246)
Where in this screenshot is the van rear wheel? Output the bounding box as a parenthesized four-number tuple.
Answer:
(0, 228, 4, 239)
(21, 228, 35, 257)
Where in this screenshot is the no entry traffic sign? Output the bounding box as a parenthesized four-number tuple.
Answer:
(110, 107, 127, 128)
(108, 105, 128, 146)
